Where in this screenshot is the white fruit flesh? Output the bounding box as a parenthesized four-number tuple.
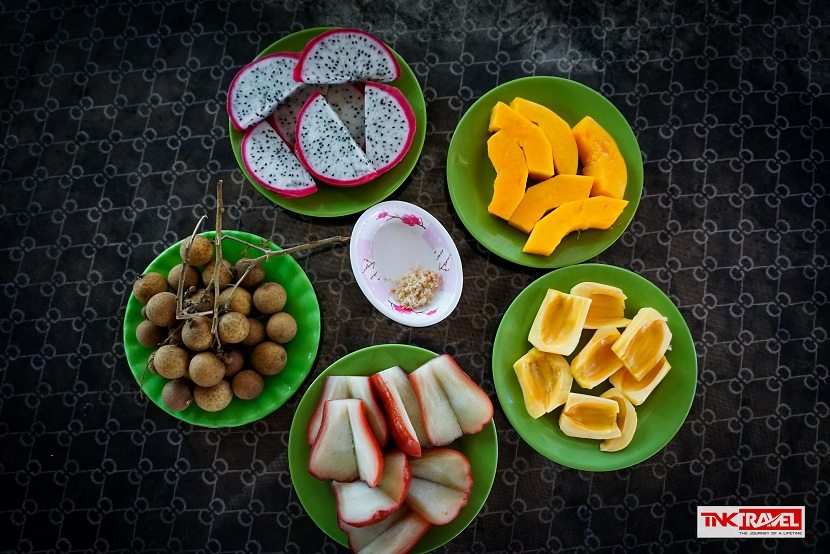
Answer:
(428, 355, 494, 434)
(376, 366, 429, 446)
(307, 400, 358, 482)
(307, 376, 352, 445)
(356, 510, 431, 554)
(332, 481, 398, 527)
(340, 509, 405, 551)
(326, 84, 365, 145)
(295, 29, 400, 84)
(410, 365, 463, 446)
(241, 120, 316, 198)
(347, 400, 384, 487)
(377, 450, 410, 504)
(406, 477, 469, 525)
(228, 53, 301, 131)
(408, 448, 472, 493)
(364, 81, 415, 174)
(345, 376, 389, 447)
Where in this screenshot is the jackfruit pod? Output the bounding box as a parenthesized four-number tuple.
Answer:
(528, 289, 592, 356)
(512, 347, 572, 419)
(570, 326, 624, 389)
(558, 393, 621, 440)
(609, 357, 671, 405)
(611, 307, 671, 380)
(599, 388, 637, 452)
(569, 282, 631, 329)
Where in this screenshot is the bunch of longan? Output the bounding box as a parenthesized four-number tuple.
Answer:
(133, 234, 298, 413)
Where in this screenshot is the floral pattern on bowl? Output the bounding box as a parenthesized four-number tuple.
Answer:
(350, 201, 463, 327)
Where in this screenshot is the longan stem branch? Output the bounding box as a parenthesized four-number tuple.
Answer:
(175, 215, 209, 320)
(221, 234, 351, 259)
(211, 180, 225, 350)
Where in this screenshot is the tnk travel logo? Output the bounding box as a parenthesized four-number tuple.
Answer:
(697, 506, 805, 538)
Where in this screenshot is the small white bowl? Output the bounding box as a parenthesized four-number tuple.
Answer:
(350, 201, 463, 327)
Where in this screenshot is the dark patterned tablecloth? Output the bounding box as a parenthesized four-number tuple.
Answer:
(1, 0, 827, 552)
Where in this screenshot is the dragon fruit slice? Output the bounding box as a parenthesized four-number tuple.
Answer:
(294, 28, 401, 84)
(241, 119, 317, 198)
(227, 52, 302, 132)
(325, 84, 365, 146)
(270, 84, 364, 148)
(295, 92, 378, 186)
(364, 81, 416, 176)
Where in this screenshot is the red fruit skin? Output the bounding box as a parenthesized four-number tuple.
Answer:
(364, 81, 416, 176)
(293, 92, 378, 187)
(240, 120, 318, 199)
(307, 400, 359, 483)
(412, 447, 473, 494)
(331, 482, 399, 528)
(383, 450, 412, 506)
(227, 52, 300, 132)
(350, 400, 384, 488)
(341, 510, 432, 554)
(307, 376, 344, 446)
(438, 354, 494, 435)
(293, 28, 401, 84)
(369, 373, 422, 457)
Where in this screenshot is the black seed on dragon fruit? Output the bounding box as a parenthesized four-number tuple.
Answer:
(227, 52, 302, 131)
(270, 84, 365, 148)
(294, 28, 401, 84)
(294, 92, 378, 186)
(241, 120, 317, 198)
(364, 81, 416, 176)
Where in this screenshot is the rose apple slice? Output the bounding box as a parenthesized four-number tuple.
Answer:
(307, 399, 359, 482)
(408, 448, 473, 493)
(408, 364, 462, 447)
(426, 354, 494, 435)
(332, 450, 410, 527)
(370, 366, 429, 457)
(307, 376, 352, 444)
(347, 399, 384, 487)
(406, 478, 469, 525)
(307, 376, 389, 447)
(340, 507, 431, 554)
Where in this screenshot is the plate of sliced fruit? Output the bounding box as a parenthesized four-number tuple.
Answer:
(447, 76, 643, 267)
(288, 344, 497, 553)
(492, 264, 696, 471)
(228, 27, 426, 217)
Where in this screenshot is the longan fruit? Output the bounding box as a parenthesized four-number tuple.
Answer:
(167, 263, 199, 290)
(232, 370, 264, 400)
(146, 291, 177, 327)
(182, 315, 213, 351)
(218, 287, 252, 316)
(154, 345, 189, 379)
(250, 342, 287, 376)
(202, 259, 233, 287)
(162, 378, 193, 411)
(234, 258, 265, 288)
(188, 352, 225, 387)
(266, 312, 297, 344)
(179, 235, 213, 266)
(253, 282, 286, 314)
(194, 381, 233, 412)
(242, 318, 266, 346)
(220, 348, 244, 378)
(217, 312, 249, 344)
(133, 272, 168, 304)
(136, 320, 166, 348)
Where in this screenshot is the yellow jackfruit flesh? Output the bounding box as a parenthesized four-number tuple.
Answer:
(513, 347, 573, 419)
(611, 307, 671, 380)
(599, 388, 637, 452)
(558, 393, 621, 440)
(570, 327, 624, 389)
(609, 357, 671, 405)
(569, 282, 631, 329)
(528, 289, 592, 356)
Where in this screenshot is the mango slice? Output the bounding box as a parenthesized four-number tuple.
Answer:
(570, 282, 631, 329)
(512, 347, 572, 419)
(487, 131, 528, 219)
(510, 97, 579, 175)
(611, 307, 672, 381)
(523, 196, 628, 256)
(572, 116, 627, 199)
(599, 388, 637, 452)
(489, 102, 554, 181)
(528, 289, 592, 356)
(570, 327, 624, 389)
(609, 357, 671, 405)
(507, 175, 593, 234)
(559, 393, 621, 440)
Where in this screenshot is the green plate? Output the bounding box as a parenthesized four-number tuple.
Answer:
(229, 27, 427, 218)
(288, 344, 497, 552)
(122, 230, 321, 427)
(492, 264, 696, 471)
(447, 76, 643, 268)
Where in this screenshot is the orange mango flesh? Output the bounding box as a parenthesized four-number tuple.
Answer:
(489, 102, 554, 181)
(523, 196, 628, 256)
(487, 130, 528, 219)
(611, 308, 672, 380)
(507, 174, 593, 234)
(572, 116, 627, 199)
(570, 327, 624, 389)
(609, 357, 671, 405)
(510, 97, 579, 175)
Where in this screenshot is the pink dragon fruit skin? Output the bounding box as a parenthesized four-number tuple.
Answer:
(294, 92, 378, 187)
(227, 52, 302, 132)
(241, 119, 317, 198)
(364, 81, 416, 176)
(293, 28, 401, 85)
